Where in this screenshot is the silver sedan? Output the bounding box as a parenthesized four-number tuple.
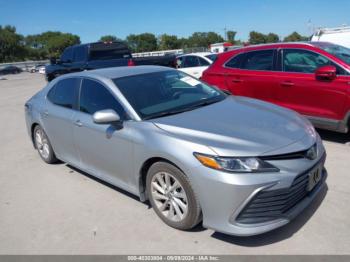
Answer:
(25, 66, 327, 236)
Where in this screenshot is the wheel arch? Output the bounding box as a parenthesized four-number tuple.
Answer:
(30, 122, 40, 148)
(138, 157, 186, 202)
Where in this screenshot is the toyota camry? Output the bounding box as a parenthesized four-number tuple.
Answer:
(24, 66, 327, 236)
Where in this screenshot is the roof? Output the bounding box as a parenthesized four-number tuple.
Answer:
(178, 52, 213, 58)
(229, 41, 336, 52)
(63, 65, 172, 80)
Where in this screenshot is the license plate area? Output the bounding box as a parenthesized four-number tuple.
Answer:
(308, 164, 323, 191)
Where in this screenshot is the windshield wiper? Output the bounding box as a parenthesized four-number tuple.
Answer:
(143, 109, 189, 120)
(143, 98, 223, 120)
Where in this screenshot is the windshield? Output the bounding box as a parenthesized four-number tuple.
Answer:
(316, 43, 350, 65)
(113, 70, 226, 120)
(205, 54, 218, 62)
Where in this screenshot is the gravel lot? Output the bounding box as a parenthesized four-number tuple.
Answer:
(0, 73, 349, 255)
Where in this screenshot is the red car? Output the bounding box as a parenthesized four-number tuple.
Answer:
(202, 42, 350, 133)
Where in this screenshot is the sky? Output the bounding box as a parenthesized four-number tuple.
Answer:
(0, 0, 349, 43)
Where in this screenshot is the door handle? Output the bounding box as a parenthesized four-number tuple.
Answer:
(231, 79, 243, 83)
(75, 120, 83, 127)
(42, 110, 49, 117)
(280, 81, 295, 87)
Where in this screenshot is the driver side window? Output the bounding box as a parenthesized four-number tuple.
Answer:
(282, 49, 346, 74)
(79, 79, 127, 119)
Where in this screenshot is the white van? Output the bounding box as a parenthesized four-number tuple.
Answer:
(311, 26, 350, 48)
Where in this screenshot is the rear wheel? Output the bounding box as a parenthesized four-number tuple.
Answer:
(33, 125, 58, 164)
(146, 162, 202, 230)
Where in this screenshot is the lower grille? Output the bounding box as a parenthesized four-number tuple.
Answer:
(236, 154, 326, 224)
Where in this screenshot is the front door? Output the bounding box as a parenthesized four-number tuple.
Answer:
(275, 48, 349, 120)
(73, 78, 134, 190)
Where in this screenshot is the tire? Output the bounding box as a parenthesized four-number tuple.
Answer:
(146, 161, 202, 230)
(33, 125, 58, 164)
(46, 74, 55, 82)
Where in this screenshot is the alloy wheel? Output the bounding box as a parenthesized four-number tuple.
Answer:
(35, 128, 50, 160)
(150, 172, 189, 222)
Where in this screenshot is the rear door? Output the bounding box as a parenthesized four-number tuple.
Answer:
(275, 48, 349, 120)
(43, 78, 80, 165)
(224, 49, 279, 103)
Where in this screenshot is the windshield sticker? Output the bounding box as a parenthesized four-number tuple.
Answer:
(180, 76, 201, 86)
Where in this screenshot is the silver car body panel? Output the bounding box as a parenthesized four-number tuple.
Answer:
(25, 66, 327, 236)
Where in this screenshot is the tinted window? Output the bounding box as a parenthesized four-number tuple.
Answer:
(79, 79, 126, 118)
(198, 57, 210, 66)
(240, 50, 274, 70)
(47, 78, 80, 109)
(113, 70, 226, 120)
(314, 43, 350, 65)
(205, 54, 217, 62)
(183, 56, 200, 67)
(225, 53, 245, 68)
(283, 49, 346, 74)
(73, 46, 86, 62)
(61, 47, 73, 62)
(89, 42, 131, 60)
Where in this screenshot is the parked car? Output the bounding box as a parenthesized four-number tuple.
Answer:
(38, 66, 46, 74)
(175, 52, 217, 78)
(202, 42, 350, 133)
(46, 41, 177, 81)
(25, 66, 326, 236)
(29, 64, 45, 73)
(312, 26, 350, 49)
(0, 65, 22, 75)
(45, 41, 133, 81)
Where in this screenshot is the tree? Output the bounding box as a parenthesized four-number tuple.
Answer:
(25, 31, 80, 58)
(99, 35, 119, 42)
(265, 33, 279, 43)
(158, 34, 180, 50)
(126, 33, 157, 52)
(283, 31, 309, 42)
(249, 31, 267, 44)
(227, 31, 237, 44)
(0, 25, 26, 62)
(187, 32, 224, 47)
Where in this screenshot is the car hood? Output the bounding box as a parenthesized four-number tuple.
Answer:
(151, 96, 316, 156)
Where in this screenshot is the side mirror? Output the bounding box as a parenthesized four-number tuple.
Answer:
(93, 109, 120, 124)
(315, 65, 336, 81)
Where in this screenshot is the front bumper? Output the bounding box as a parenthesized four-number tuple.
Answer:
(189, 146, 327, 236)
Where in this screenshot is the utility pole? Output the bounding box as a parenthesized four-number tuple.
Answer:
(223, 26, 227, 41)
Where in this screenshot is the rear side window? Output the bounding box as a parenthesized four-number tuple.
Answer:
(61, 47, 73, 62)
(73, 46, 86, 62)
(225, 53, 245, 68)
(79, 79, 126, 118)
(47, 78, 80, 109)
(240, 50, 274, 71)
(183, 56, 200, 67)
(198, 57, 210, 66)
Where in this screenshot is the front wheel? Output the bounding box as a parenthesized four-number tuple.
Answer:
(146, 162, 202, 230)
(33, 125, 58, 164)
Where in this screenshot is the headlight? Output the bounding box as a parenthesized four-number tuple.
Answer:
(301, 116, 316, 139)
(193, 153, 279, 173)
